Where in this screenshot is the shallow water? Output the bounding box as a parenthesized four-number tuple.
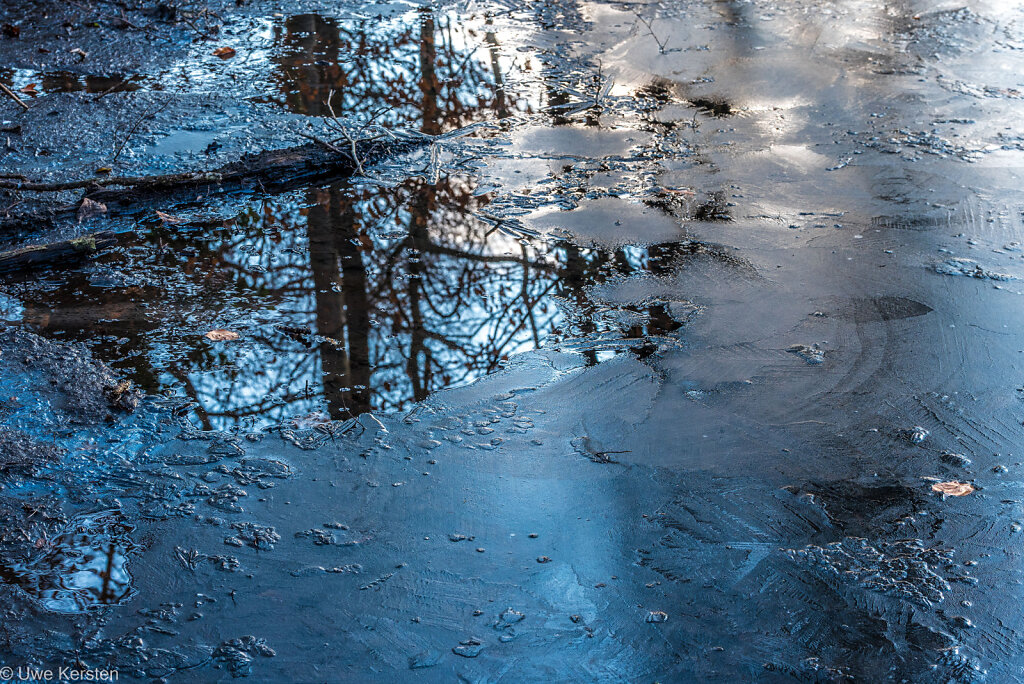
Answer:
(2, 0, 1024, 681)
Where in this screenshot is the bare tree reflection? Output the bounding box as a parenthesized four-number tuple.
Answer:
(2, 512, 136, 613)
(7, 9, 693, 427)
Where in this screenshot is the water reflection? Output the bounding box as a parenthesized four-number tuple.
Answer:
(0, 69, 140, 95)
(8, 175, 689, 427)
(272, 10, 518, 131)
(1, 512, 136, 613)
(1, 9, 694, 427)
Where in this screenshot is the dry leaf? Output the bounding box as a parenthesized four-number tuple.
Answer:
(70, 47, 88, 60)
(205, 329, 240, 342)
(77, 197, 107, 223)
(155, 210, 184, 224)
(212, 47, 236, 59)
(95, 166, 112, 175)
(19, 83, 37, 96)
(2, 23, 21, 38)
(931, 481, 975, 497)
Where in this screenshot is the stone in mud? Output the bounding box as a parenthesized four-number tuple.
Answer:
(787, 343, 825, 365)
(494, 608, 525, 630)
(941, 451, 972, 468)
(452, 638, 484, 658)
(906, 426, 929, 444)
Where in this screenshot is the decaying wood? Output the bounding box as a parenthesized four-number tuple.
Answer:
(0, 231, 117, 274)
(0, 134, 425, 274)
(0, 137, 416, 197)
(0, 136, 420, 235)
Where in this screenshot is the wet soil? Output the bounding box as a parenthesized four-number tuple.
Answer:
(2, 0, 1024, 681)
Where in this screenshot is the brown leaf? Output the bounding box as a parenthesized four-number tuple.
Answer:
(205, 329, 240, 342)
(2, 23, 21, 38)
(19, 83, 37, 96)
(155, 210, 185, 224)
(212, 47, 236, 59)
(77, 198, 107, 223)
(931, 481, 975, 497)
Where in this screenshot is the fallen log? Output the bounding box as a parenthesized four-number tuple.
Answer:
(0, 135, 422, 229)
(0, 136, 416, 196)
(0, 231, 117, 274)
(0, 133, 427, 272)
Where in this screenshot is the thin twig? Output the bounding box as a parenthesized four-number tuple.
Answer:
(364, 413, 387, 432)
(110, 99, 171, 167)
(633, 11, 668, 54)
(297, 131, 343, 154)
(0, 82, 29, 111)
(338, 127, 366, 176)
(92, 75, 135, 102)
(325, 89, 366, 175)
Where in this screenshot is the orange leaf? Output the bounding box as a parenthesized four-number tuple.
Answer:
(931, 481, 975, 497)
(212, 47, 236, 59)
(155, 210, 184, 224)
(205, 329, 240, 341)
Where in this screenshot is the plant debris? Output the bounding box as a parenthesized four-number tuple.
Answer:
(205, 329, 241, 341)
(931, 481, 975, 497)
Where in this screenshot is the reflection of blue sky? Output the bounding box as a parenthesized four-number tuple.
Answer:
(6, 512, 136, 613)
(130, 177, 565, 428)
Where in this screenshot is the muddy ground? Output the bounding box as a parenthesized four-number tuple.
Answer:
(2, 0, 1024, 681)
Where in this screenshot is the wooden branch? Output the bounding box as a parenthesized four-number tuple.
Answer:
(0, 231, 117, 274)
(0, 137, 416, 195)
(0, 134, 427, 273)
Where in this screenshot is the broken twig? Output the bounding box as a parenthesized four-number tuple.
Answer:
(0, 82, 29, 111)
